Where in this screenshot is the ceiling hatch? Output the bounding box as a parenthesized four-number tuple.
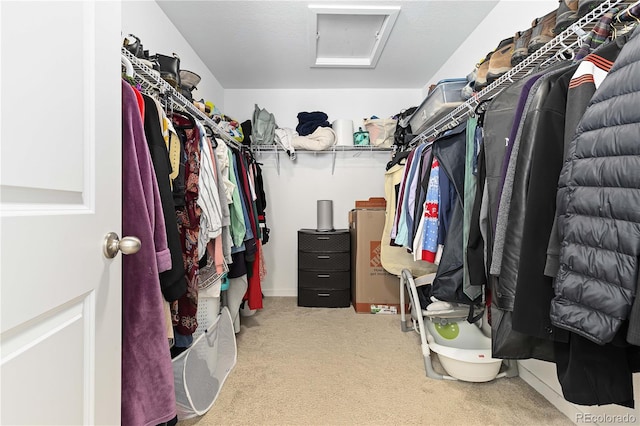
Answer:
(308, 4, 400, 68)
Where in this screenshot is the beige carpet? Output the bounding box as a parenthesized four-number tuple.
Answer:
(179, 297, 573, 426)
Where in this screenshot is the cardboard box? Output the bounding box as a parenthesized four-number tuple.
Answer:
(355, 197, 386, 209)
(349, 208, 402, 314)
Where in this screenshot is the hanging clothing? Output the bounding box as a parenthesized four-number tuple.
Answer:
(195, 121, 224, 258)
(381, 159, 437, 277)
(234, 149, 263, 310)
(545, 38, 626, 277)
(466, 138, 488, 289)
(394, 144, 426, 248)
(390, 149, 416, 242)
(482, 63, 568, 361)
(462, 117, 481, 300)
(227, 148, 247, 248)
(121, 80, 176, 426)
(510, 64, 577, 343)
(172, 112, 202, 336)
(489, 73, 543, 279)
(421, 157, 440, 263)
(552, 26, 640, 346)
(429, 123, 471, 305)
(493, 63, 571, 312)
(142, 94, 187, 303)
(213, 138, 234, 263)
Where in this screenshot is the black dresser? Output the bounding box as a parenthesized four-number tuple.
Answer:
(297, 229, 351, 307)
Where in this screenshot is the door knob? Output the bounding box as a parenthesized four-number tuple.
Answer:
(103, 232, 141, 258)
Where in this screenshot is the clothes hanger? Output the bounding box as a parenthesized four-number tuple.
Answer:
(616, 0, 640, 23)
(612, 1, 640, 39)
(171, 109, 196, 129)
(121, 54, 138, 88)
(121, 54, 134, 79)
(203, 125, 219, 148)
(386, 149, 411, 171)
(474, 98, 493, 127)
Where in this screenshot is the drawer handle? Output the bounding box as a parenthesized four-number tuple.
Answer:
(317, 237, 330, 240)
(318, 293, 331, 297)
(317, 255, 331, 259)
(317, 274, 331, 278)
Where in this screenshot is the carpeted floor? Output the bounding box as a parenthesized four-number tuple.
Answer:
(179, 297, 573, 426)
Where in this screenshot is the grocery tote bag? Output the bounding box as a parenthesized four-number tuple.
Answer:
(172, 306, 237, 420)
(363, 118, 397, 147)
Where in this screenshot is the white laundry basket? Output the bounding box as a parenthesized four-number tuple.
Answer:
(172, 306, 237, 420)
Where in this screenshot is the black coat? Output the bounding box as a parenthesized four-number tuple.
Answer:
(552, 26, 640, 345)
(510, 65, 576, 343)
(431, 124, 475, 304)
(142, 95, 187, 302)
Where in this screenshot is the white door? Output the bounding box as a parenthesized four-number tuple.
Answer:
(1, 1, 122, 424)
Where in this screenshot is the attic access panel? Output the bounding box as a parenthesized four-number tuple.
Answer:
(309, 4, 400, 68)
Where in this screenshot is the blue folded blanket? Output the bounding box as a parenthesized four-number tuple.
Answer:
(296, 111, 331, 136)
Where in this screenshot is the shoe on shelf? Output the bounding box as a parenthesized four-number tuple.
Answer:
(461, 67, 477, 99)
(487, 37, 515, 84)
(150, 53, 181, 88)
(511, 26, 533, 66)
(555, 0, 579, 34)
(474, 52, 493, 91)
(578, 0, 604, 18)
(528, 9, 557, 53)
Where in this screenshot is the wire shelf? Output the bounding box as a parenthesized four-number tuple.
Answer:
(121, 47, 242, 150)
(409, 0, 634, 146)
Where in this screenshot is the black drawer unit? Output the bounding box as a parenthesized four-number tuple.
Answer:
(298, 270, 351, 290)
(297, 229, 350, 308)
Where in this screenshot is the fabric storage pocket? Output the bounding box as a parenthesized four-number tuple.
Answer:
(363, 118, 397, 147)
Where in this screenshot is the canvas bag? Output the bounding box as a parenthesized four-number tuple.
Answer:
(363, 118, 397, 147)
(251, 104, 276, 145)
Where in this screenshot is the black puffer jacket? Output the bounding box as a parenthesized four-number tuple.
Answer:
(551, 27, 640, 345)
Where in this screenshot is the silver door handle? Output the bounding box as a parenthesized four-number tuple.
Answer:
(103, 232, 141, 258)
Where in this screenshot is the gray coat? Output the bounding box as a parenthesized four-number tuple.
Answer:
(551, 26, 640, 345)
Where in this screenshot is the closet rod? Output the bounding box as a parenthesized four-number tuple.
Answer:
(409, 0, 631, 146)
(121, 47, 242, 150)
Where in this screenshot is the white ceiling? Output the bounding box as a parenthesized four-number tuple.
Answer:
(157, 1, 500, 90)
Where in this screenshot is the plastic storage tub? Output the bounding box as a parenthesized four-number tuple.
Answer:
(409, 78, 467, 135)
(425, 319, 502, 382)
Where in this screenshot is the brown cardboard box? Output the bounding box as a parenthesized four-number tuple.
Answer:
(349, 208, 402, 313)
(355, 197, 386, 209)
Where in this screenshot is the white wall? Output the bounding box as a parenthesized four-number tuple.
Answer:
(225, 88, 420, 297)
(257, 151, 392, 297)
(121, 1, 225, 110)
(424, 0, 559, 97)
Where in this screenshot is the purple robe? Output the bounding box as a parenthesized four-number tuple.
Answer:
(121, 80, 176, 426)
